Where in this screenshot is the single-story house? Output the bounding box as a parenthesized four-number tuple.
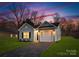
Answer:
(18, 19, 61, 42)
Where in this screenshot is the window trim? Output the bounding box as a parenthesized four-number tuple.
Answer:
(22, 32, 31, 39)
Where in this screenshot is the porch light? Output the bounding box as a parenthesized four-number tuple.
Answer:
(34, 29, 38, 33)
(53, 31, 56, 35)
(38, 32, 40, 35)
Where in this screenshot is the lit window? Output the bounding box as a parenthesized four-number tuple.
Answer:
(23, 32, 30, 39)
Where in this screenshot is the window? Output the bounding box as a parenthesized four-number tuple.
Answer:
(23, 32, 30, 39)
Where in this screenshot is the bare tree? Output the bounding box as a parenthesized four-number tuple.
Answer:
(8, 3, 31, 28)
(0, 3, 44, 29)
(38, 11, 45, 23)
(30, 10, 38, 25)
(0, 17, 7, 30)
(54, 13, 60, 23)
(0, 3, 31, 29)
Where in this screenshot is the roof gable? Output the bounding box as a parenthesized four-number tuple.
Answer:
(18, 19, 40, 29)
(38, 21, 57, 28)
(18, 22, 33, 31)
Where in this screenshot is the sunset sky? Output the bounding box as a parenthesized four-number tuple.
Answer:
(0, 2, 79, 21)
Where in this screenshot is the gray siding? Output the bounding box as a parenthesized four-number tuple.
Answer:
(18, 23, 34, 41)
(55, 26, 61, 41)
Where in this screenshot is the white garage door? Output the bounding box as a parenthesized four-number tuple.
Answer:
(40, 30, 53, 42)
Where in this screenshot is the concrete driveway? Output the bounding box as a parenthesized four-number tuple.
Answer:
(0, 42, 52, 57)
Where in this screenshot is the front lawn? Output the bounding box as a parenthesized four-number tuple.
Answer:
(0, 32, 31, 54)
(41, 36, 79, 57)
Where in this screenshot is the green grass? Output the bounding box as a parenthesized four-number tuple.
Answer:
(0, 32, 31, 54)
(41, 36, 79, 57)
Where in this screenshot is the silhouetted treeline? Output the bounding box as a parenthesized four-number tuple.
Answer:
(0, 20, 17, 33)
(60, 17, 79, 38)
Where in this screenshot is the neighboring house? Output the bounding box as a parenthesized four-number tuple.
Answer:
(18, 19, 61, 42)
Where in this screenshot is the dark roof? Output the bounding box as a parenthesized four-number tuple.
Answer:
(38, 21, 59, 28)
(19, 20, 59, 29)
(51, 22, 59, 27)
(19, 19, 40, 29)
